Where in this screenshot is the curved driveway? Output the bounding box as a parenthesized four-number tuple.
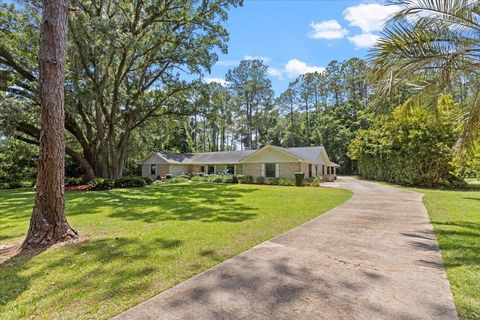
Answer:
(113, 177, 458, 320)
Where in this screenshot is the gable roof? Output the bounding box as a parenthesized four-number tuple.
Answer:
(147, 150, 256, 165)
(142, 145, 339, 166)
(278, 146, 324, 162)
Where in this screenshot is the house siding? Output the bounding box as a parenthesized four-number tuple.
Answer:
(300, 162, 310, 178)
(142, 164, 170, 180)
(170, 165, 191, 176)
(242, 162, 300, 179)
(279, 162, 301, 179)
(242, 163, 261, 177)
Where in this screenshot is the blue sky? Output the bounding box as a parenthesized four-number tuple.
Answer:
(205, 0, 399, 95)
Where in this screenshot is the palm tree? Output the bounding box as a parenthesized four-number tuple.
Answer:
(371, 0, 480, 149)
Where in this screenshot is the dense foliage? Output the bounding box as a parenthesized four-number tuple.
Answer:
(1, 1, 478, 186)
(0, 0, 242, 180)
(0, 138, 37, 189)
(349, 97, 463, 187)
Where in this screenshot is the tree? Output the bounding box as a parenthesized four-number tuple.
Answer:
(0, 138, 37, 189)
(277, 87, 297, 147)
(226, 59, 273, 149)
(371, 0, 480, 149)
(23, 0, 77, 248)
(349, 96, 462, 187)
(291, 73, 317, 146)
(0, 0, 241, 180)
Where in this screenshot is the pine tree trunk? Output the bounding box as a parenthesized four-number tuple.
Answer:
(22, 0, 77, 249)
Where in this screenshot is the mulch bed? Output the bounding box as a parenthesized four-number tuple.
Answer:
(65, 185, 91, 191)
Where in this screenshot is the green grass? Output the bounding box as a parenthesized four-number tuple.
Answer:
(410, 187, 480, 320)
(363, 178, 480, 319)
(0, 183, 351, 319)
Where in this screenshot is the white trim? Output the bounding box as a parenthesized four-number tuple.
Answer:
(261, 163, 266, 177)
(275, 163, 280, 178)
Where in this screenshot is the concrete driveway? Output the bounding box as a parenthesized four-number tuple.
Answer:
(113, 177, 458, 320)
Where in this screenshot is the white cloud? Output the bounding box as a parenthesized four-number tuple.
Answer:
(204, 77, 228, 86)
(284, 59, 325, 78)
(343, 3, 400, 33)
(244, 55, 271, 62)
(267, 67, 283, 78)
(348, 33, 380, 49)
(215, 60, 239, 66)
(309, 19, 348, 39)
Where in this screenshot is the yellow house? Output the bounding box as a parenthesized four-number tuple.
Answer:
(141, 145, 339, 181)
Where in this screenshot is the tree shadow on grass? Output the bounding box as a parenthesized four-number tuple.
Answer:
(0, 236, 185, 318)
(66, 183, 261, 223)
(430, 220, 480, 269)
(1, 183, 261, 245)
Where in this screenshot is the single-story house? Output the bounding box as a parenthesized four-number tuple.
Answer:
(141, 145, 339, 181)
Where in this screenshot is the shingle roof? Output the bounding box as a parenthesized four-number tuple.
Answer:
(158, 150, 256, 164)
(278, 146, 324, 162)
(147, 145, 337, 165)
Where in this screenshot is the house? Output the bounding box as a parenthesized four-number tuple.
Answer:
(141, 145, 339, 181)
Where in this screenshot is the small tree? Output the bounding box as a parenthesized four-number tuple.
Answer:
(23, 0, 77, 248)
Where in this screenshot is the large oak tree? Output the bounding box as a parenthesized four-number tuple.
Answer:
(0, 0, 241, 180)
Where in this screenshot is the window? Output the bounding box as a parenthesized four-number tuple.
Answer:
(150, 164, 156, 175)
(200, 166, 205, 173)
(226, 165, 235, 175)
(309, 164, 312, 178)
(265, 163, 276, 178)
(315, 165, 318, 176)
(208, 165, 215, 174)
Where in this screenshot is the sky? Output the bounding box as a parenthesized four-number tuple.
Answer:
(204, 0, 399, 95)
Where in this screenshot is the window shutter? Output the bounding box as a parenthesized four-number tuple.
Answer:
(261, 163, 265, 177)
(275, 163, 279, 178)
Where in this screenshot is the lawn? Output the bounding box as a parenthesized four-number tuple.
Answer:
(0, 183, 351, 319)
(410, 187, 480, 320)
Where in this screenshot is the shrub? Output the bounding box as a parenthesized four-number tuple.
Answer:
(88, 178, 114, 190)
(304, 176, 324, 187)
(141, 176, 153, 185)
(164, 176, 189, 184)
(165, 174, 173, 180)
(294, 172, 305, 187)
(191, 175, 208, 182)
(348, 96, 463, 187)
(207, 175, 224, 183)
(6, 181, 22, 189)
(181, 174, 191, 179)
(254, 176, 265, 184)
(278, 178, 295, 186)
(264, 177, 279, 185)
(221, 175, 234, 183)
(238, 175, 253, 184)
(113, 176, 146, 188)
(232, 175, 240, 183)
(0, 180, 35, 189)
(65, 177, 83, 187)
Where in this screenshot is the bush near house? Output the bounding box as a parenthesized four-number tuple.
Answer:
(65, 177, 83, 187)
(164, 177, 190, 184)
(172, 173, 312, 187)
(349, 97, 464, 187)
(88, 176, 147, 190)
(304, 176, 324, 187)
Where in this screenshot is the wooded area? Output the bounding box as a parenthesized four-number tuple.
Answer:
(0, 0, 479, 186)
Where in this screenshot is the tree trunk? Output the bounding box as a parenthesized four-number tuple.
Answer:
(290, 100, 295, 147)
(305, 102, 309, 146)
(23, 0, 77, 248)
